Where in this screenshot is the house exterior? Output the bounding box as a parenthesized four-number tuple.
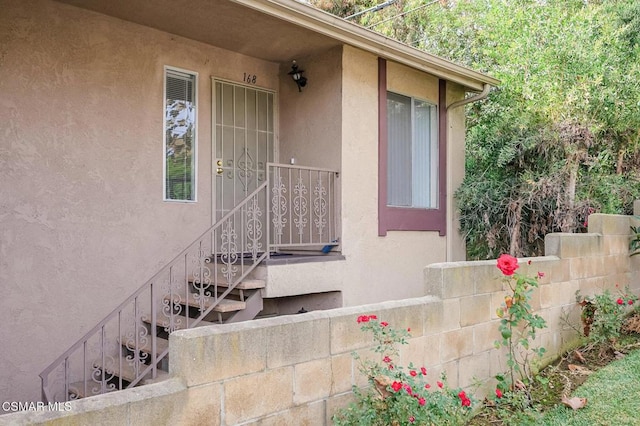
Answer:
(0, 0, 498, 406)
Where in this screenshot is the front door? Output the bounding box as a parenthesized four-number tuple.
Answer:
(213, 80, 275, 222)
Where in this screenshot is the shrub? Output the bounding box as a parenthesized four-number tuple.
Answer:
(630, 220, 640, 256)
(332, 315, 474, 426)
(577, 287, 638, 347)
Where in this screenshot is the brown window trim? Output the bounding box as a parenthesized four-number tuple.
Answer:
(378, 58, 447, 237)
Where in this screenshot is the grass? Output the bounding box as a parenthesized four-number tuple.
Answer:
(538, 348, 640, 426)
(469, 315, 640, 426)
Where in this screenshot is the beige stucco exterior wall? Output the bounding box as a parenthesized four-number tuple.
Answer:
(338, 47, 466, 307)
(446, 83, 468, 261)
(0, 0, 280, 404)
(278, 47, 342, 170)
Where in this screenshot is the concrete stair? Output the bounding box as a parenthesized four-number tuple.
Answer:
(85, 275, 265, 400)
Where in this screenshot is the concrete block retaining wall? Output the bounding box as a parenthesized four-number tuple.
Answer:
(3, 214, 639, 425)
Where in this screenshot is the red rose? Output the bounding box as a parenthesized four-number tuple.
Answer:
(409, 416, 415, 423)
(629, 300, 634, 305)
(617, 298, 624, 305)
(369, 315, 377, 320)
(380, 321, 388, 327)
(437, 381, 443, 389)
(495, 388, 503, 398)
(383, 356, 392, 363)
(410, 370, 417, 377)
(425, 384, 431, 389)
(391, 381, 402, 392)
(497, 254, 519, 276)
(421, 367, 427, 375)
(357, 315, 369, 323)
(418, 397, 426, 406)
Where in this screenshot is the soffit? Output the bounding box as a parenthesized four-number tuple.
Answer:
(56, 0, 499, 91)
(56, 0, 341, 62)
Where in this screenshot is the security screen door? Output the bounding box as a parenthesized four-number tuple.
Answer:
(213, 80, 275, 223)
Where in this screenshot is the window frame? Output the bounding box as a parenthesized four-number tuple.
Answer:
(163, 66, 198, 202)
(378, 58, 447, 236)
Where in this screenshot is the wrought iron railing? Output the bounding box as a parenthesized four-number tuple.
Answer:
(40, 163, 339, 403)
(268, 163, 339, 249)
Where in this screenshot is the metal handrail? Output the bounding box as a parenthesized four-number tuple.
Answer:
(40, 163, 340, 403)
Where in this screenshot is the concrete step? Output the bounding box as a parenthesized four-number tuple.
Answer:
(165, 293, 246, 313)
(120, 336, 169, 357)
(68, 381, 117, 399)
(144, 315, 215, 332)
(92, 362, 168, 384)
(70, 367, 169, 399)
(187, 275, 265, 290)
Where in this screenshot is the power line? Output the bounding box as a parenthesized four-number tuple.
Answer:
(345, 0, 398, 20)
(366, 0, 439, 29)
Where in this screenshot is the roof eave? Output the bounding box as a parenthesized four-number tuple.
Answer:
(231, 0, 500, 91)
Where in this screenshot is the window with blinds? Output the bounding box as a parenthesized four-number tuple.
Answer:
(164, 68, 197, 201)
(386, 92, 438, 209)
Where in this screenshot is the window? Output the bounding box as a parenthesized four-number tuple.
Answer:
(386, 92, 438, 209)
(378, 58, 446, 236)
(164, 67, 197, 201)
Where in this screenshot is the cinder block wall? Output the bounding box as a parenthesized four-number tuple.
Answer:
(3, 213, 639, 425)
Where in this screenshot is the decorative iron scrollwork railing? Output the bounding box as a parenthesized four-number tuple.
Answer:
(268, 163, 339, 249)
(40, 163, 339, 403)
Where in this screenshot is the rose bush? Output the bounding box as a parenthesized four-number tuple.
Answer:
(577, 286, 638, 346)
(494, 255, 547, 389)
(333, 316, 474, 426)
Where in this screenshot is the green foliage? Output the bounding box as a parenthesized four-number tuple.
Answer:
(332, 315, 474, 426)
(631, 218, 640, 256)
(489, 383, 543, 425)
(447, 0, 640, 259)
(577, 288, 638, 346)
(165, 154, 193, 200)
(495, 255, 547, 389)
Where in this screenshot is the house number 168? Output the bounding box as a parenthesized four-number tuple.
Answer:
(243, 73, 257, 84)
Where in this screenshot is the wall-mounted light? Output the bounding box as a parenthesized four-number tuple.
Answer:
(288, 60, 307, 92)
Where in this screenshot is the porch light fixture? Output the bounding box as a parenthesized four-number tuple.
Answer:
(288, 60, 307, 92)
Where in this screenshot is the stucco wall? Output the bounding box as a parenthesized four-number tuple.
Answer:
(3, 213, 638, 424)
(0, 0, 280, 404)
(445, 83, 468, 261)
(339, 47, 466, 307)
(278, 47, 342, 171)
